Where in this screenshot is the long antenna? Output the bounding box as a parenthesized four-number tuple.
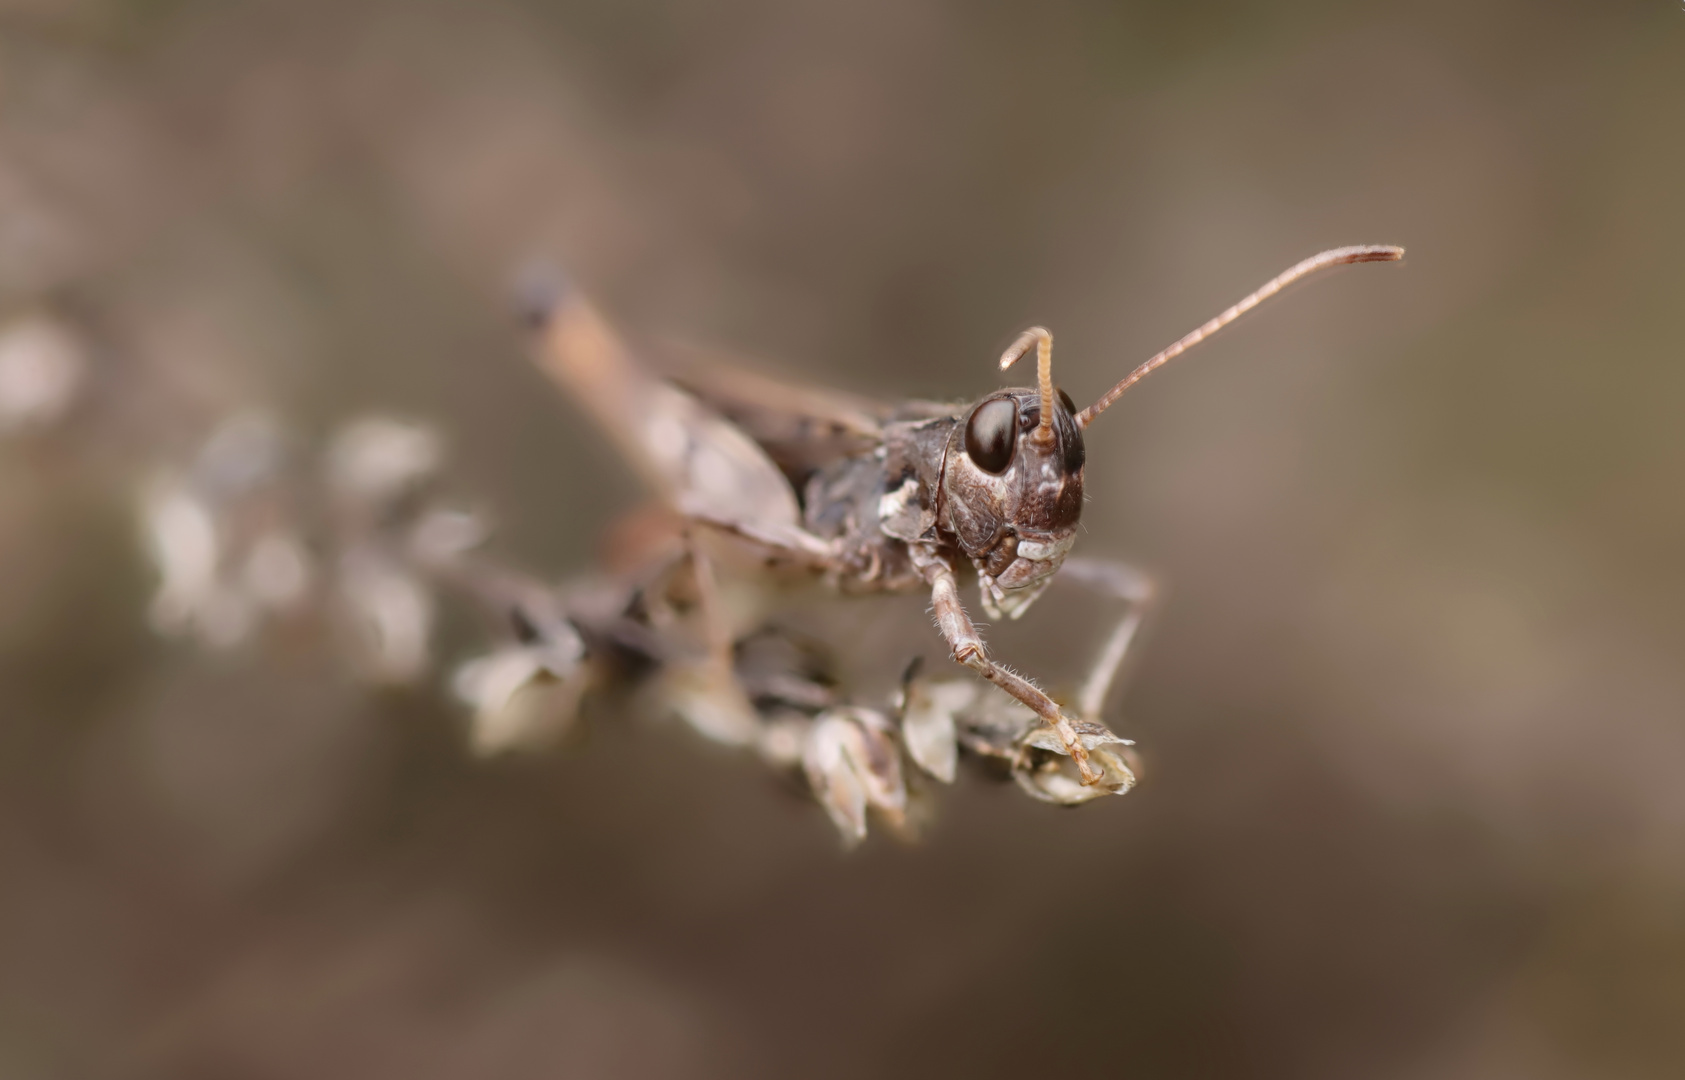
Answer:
(999, 326, 1055, 445)
(1076, 245, 1404, 429)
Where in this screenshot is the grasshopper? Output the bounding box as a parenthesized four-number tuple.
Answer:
(526, 245, 1403, 798)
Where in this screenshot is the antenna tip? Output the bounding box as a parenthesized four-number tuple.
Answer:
(999, 326, 1051, 371)
(1347, 244, 1405, 263)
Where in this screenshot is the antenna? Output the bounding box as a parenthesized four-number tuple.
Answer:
(999, 326, 1055, 445)
(1077, 245, 1404, 428)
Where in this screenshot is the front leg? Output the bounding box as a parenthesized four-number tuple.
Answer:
(1056, 556, 1158, 723)
(908, 541, 1103, 786)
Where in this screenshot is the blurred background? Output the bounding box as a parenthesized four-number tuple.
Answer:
(3, 0, 1684, 1076)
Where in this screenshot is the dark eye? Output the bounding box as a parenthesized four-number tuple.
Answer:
(1063, 425, 1086, 473)
(964, 397, 1017, 474)
(1053, 387, 1085, 472)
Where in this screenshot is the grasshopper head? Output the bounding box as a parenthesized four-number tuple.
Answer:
(938, 384, 1085, 620)
(927, 246, 1408, 620)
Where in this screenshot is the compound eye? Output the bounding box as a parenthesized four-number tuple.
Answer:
(1062, 424, 1086, 473)
(1052, 387, 1085, 472)
(964, 397, 1018, 474)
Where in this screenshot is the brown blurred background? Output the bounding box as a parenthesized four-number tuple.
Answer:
(3, 0, 1685, 1076)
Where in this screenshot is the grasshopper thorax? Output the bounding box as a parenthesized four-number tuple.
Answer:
(938, 385, 1085, 617)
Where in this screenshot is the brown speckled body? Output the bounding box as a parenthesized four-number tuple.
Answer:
(534, 244, 1401, 794)
(794, 385, 1085, 617)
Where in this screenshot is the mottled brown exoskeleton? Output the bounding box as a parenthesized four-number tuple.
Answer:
(531, 245, 1403, 788)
